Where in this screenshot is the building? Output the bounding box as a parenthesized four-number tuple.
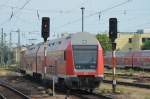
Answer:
(116, 32, 150, 51)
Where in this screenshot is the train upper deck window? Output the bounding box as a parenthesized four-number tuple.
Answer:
(29, 47, 35, 50)
(52, 43, 55, 46)
(73, 45, 98, 70)
(58, 41, 61, 44)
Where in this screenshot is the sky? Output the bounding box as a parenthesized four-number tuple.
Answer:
(0, 0, 150, 45)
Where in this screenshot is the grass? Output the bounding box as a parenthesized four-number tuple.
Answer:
(98, 84, 125, 94)
(104, 68, 150, 77)
(0, 64, 19, 72)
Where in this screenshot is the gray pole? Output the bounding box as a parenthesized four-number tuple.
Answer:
(1, 28, 4, 66)
(4, 33, 6, 66)
(0, 29, 2, 63)
(8, 32, 12, 65)
(1, 28, 4, 65)
(17, 29, 21, 67)
(81, 7, 85, 32)
(112, 42, 117, 93)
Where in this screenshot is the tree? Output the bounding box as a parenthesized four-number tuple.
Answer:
(96, 34, 112, 53)
(142, 41, 150, 50)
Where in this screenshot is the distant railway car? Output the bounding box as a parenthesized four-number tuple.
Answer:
(20, 32, 104, 91)
(104, 50, 150, 69)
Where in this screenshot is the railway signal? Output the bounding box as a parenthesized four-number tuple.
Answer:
(109, 18, 117, 42)
(109, 18, 118, 93)
(41, 17, 55, 96)
(41, 17, 50, 42)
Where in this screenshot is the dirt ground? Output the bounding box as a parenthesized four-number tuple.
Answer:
(0, 68, 79, 99)
(98, 83, 150, 99)
(1, 68, 150, 99)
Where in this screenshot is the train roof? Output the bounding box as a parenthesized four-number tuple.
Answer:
(25, 32, 99, 53)
(70, 32, 98, 45)
(105, 50, 150, 57)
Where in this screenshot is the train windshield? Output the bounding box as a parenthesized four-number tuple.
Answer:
(73, 45, 98, 70)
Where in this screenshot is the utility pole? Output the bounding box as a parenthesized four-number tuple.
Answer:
(4, 33, 6, 66)
(8, 32, 12, 65)
(1, 28, 4, 66)
(17, 29, 21, 67)
(10, 29, 21, 66)
(81, 7, 85, 32)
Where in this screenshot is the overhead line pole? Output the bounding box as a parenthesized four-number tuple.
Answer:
(4, 32, 6, 66)
(17, 29, 21, 67)
(10, 29, 21, 67)
(81, 7, 85, 32)
(1, 28, 4, 66)
(8, 32, 12, 65)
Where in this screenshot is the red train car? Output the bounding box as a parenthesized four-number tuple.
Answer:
(20, 32, 104, 91)
(104, 50, 150, 69)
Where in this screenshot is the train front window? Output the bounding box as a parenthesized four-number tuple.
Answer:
(73, 45, 98, 70)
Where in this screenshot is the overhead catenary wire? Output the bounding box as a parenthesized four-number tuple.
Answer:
(1, 0, 149, 34)
(10, 7, 14, 20)
(98, 12, 101, 22)
(0, 0, 32, 26)
(37, 10, 40, 21)
(55, 0, 132, 30)
(10, 0, 31, 20)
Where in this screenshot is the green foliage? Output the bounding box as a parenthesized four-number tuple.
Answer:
(96, 34, 112, 53)
(142, 41, 150, 50)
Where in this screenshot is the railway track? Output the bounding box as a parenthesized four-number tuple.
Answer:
(0, 93, 6, 99)
(24, 75, 110, 99)
(53, 83, 113, 99)
(71, 90, 112, 99)
(103, 80, 150, 89)
(58, 89, 113, 99)
(0, 81, 30, 99)
(104, 72, 150, 78)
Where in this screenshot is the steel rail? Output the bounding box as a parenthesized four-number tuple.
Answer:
(0, 81, 30, 99)
(103, 80, 150, 89)
(0, 92, 6, 99)
(68, 89, 113, 99)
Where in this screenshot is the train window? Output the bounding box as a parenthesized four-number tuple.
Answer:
(142, 38, 150, 43)
(52, 42, 55, 46)
(129, 48, 132, 51)
(73, 45, 97, 70)
(58, 41, 61, 44)
(128, 38, 132, 43)
(142, 38, 146, 43)
(49, 43, 51, 47)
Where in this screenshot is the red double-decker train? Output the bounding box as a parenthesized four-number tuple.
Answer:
(20, 32, 104, 91)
